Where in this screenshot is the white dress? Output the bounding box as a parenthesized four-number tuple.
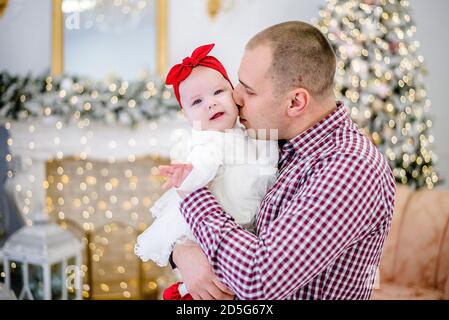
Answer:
(134, 126, 279, 267)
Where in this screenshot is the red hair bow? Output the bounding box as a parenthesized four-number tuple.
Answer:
(165, 43, 232, 108)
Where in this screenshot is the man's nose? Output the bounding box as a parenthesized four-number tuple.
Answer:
(233, 85, 243, 108)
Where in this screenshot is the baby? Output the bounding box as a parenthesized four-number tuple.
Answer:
(134, 44, 278, 299)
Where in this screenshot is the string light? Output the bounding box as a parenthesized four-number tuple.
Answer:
(3, 87, 182, 300)
(315, 0, 439, 189)
(44, 155, 174, 298)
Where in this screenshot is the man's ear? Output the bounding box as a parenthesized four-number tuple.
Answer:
(286, 88, 310, 118)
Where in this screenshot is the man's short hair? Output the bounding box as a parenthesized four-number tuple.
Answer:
(247, 21, 336, 98)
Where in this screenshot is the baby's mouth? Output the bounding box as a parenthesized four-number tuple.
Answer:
(210, 112, 225, 120)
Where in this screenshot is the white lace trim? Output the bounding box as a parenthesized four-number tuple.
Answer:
(134, 235, 192, 267)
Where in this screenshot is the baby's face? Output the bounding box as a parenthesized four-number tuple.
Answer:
(179, 66, 238, 131)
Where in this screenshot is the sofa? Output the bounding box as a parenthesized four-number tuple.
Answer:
(371, 185, 449, 300)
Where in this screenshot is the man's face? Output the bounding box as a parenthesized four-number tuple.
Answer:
(179, 66, 238, 131)
(233, 45, 285, 140)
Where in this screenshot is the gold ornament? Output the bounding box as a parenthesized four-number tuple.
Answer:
(0, 0, 8, 18)
(207, 0, 221, 20)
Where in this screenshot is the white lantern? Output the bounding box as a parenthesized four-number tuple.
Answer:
(2, 212, 82, 300)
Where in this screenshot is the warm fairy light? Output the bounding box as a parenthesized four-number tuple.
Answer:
(42, 152, 171, 295)
(2, 75, 181, 300)
(315, 0, 439, 189)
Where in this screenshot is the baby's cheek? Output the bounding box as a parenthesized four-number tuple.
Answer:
(222, 95, 237, 110)
(186, 109, 202, 121)
(184, 112, 204, 129)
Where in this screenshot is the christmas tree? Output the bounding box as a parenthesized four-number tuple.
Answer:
(315, 0, 440, 189)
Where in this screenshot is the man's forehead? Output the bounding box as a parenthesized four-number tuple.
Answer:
(239, 46, 272, 85)
(243, 45, 272, 64)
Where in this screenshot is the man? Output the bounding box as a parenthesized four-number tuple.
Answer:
(171, 21, 396, 300)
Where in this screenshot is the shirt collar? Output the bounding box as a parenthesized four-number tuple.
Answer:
(281, 101, 348, 158)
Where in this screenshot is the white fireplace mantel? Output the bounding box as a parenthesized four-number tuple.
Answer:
(3, 115, 190, 224)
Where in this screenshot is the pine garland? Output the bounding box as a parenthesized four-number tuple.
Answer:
(0, 71, 179, 127)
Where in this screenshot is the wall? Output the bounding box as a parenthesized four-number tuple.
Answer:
(0, 0, 52, 75)
(0, 0, 448, 187)
(410, 0, 449, 188)
(168, 0, 319, 83)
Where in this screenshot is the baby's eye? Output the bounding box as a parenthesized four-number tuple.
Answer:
(192, 99, 202, 106)
(214, 89, 224, 95)
(246, 90, 255, 96)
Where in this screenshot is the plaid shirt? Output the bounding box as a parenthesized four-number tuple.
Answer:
(179, 102, 396, 300)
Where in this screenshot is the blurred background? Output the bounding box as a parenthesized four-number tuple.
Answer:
(0, 0, 448, 300)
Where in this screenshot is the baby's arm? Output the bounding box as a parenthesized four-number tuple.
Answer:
(158, 164, 193, 189)
(177, 143, 223, 193)
(159, 143, 223, 193)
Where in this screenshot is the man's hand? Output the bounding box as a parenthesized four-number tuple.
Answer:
(173, 241, 235, 300)
(158, 163, 193, 189)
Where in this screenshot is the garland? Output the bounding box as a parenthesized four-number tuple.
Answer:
(0, 72, 180, 127)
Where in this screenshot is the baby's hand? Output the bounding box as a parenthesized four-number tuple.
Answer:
(158, 163, 193, 189)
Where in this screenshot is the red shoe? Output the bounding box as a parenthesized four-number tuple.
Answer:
(163, 282, 193, 300)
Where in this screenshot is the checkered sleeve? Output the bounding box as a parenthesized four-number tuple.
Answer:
(180, 152, 384, 299)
